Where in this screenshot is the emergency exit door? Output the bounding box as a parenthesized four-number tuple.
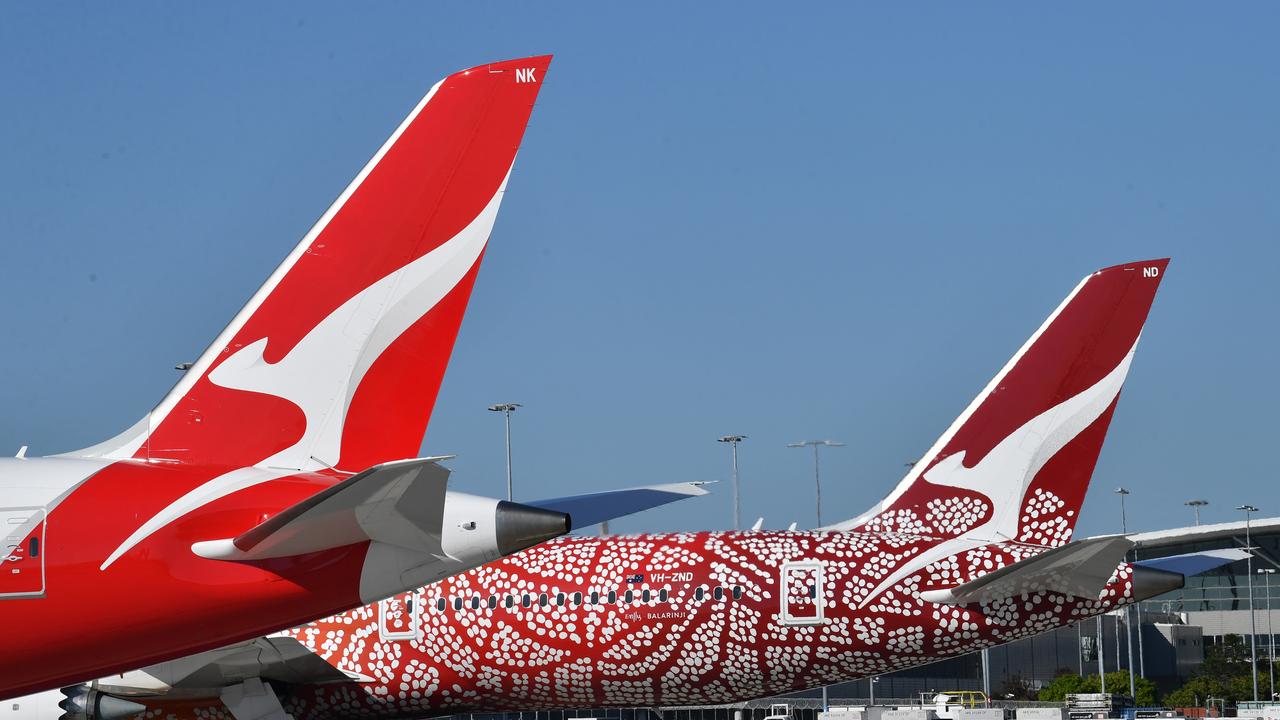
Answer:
(1, 508, 46, 598)
(779, 561, 824, 625)
(378, 592, 419, 640)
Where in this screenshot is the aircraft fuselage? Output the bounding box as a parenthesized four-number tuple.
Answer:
(261, 530, 1136, 717)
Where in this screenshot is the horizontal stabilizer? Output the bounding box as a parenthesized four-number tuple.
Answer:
(1135, 548, 1251, 577)
(192, 458, 451, 561)
(919, 536, 1135, 605)
(527, 482, 709, 530)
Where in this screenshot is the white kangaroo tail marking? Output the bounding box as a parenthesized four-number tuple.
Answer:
(99, 170, 510, 571)
(859, 339, 1139, 608)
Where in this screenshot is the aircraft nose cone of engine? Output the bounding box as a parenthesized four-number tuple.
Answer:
(495, 501, 571, 555)
(1131, 565, 1185, 602)
(91, 696, 147, 720)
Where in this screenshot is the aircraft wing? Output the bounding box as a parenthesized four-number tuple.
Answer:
(1133, 548, 1251, 575)
(526, 481, 710, 530)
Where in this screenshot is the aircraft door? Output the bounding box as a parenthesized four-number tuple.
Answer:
(0, 507, 45, 598)
(779, 561, 824, 625)
(378, 592, 419, 640)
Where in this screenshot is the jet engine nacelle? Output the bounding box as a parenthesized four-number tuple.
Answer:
(354, 486, 571, 605)
(0, 687, 144, 720)
(441, 492, 573, 564)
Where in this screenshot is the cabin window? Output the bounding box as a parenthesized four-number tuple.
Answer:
(505, 595, 515, 609)
(522, 594, 532, 608)
(487, 595, 497, 610)
(624, 590, 634, 603)
(659, 588, 669, 602)
(453, 597, 463, 610)
(556, 592, 566, 606)
(539, 593, 549, 607)
(436, 598, 446, 612)
(713, 587, 724, 601)
(470, 596, 480, 610)
(607, 590, 618, 604)
(695, 587, 705, 601)
(732, 586, 743, 600)
(590, 591, 600, 604)
(641, 589, 651, 603)
(573, 592, 583, 606)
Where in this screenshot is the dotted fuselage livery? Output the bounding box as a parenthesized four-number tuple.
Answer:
(266, 530, 1135, 718)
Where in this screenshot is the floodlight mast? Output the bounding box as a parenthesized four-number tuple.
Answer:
(788, 440, 845, 528)
(1185, 499, 1208, 526)
(718, 435, 747, 531)
(1239, 503, 1261, 701)
(1097, 615, 1106, 694)
(785, 439, 844, 713)
(488, 403, 521, 501)
(1115, 488, 1130, 534)
(1261, 568, 1277, 700)
(1115, 488, 1136, 698)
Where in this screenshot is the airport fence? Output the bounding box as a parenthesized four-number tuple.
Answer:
(442, 697, 1068, 720)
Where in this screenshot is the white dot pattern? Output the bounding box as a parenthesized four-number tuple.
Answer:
(135, 530, 1142, 720)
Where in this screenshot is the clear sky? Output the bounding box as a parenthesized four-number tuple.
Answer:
(1, 4, 1277, 538)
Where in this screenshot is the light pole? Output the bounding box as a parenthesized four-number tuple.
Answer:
(785, 439, 845, 713)
(787, 440, 845, 528)
(1077, 622, 1084, 675)
(1116, 488, 1130, 534)
(1115, 612, 1122, 680)
(1239, 504, 1260, 702)
(1261, 568, 1276, 700)
(1186, 499, 1209, 526)
(718, 435, 747, 531)
(488, 403, 521, 500)
(1116, 488, 1137, 698)
(1134, 595, 1147, 679)
(1097, 615, 1106, 694)
(981, 646, 991, 698)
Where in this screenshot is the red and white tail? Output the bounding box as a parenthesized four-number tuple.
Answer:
(71, 56, 552, 470)
(837, 259, 1169, 548)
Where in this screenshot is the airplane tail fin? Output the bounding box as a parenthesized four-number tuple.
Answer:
(69, 56, 552, 471)
(836, 259, 1168, 549)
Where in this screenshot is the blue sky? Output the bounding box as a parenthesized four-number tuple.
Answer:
(1, 4, 1277, 537)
